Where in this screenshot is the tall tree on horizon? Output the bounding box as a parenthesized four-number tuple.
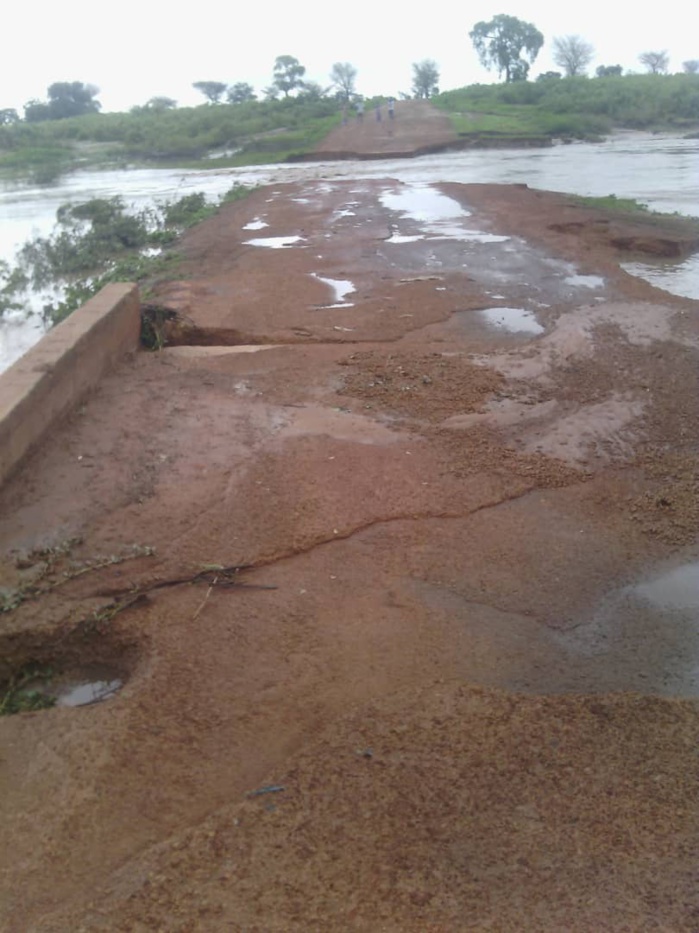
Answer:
(552, 35, 595, 77)
(638, 50, 670, 74)
(470, 15, 544, 82)
(192, 81, 228, 104)
(272, 56, 306, 97)
(330, 62, 357, 101)
(412, 60, 440, 98)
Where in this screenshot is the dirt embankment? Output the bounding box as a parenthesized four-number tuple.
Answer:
(0, 171, 698, 932)
(305, 99, 551, 161)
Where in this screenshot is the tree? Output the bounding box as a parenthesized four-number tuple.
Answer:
(682, 60, 699, 74)
(537, 71, 561, 82)
(297, 81, 329, 100)
(144, 96, 177, 112)
(24, 99, 52, 122)
(0, 108, 19, 124)
(638, 50, 669, 74)
(470, 15, 544, 83)
(33, 82, 101, 119)
(272, 55, 306, 97)
(329, 62, 357, 101)
(412, 59, 440, 98)
(192, 81, 228, 104)
(227, 82, 256, 104)
(596, 64, 623, 77)
(552, 35, 594, 77)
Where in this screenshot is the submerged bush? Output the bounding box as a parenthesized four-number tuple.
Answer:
(10, 184, 255, 326)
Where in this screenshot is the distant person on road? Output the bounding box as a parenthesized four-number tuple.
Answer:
(388, 97, 395, 119)
(356, 99, 364, 122)
(341, 105, 348, 126)
(375, 103, 382, 122)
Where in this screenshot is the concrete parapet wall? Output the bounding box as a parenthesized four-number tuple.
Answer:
(0, 283, 140, 488)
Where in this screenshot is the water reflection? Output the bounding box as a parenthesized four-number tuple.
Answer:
(480, 307, 544, 334)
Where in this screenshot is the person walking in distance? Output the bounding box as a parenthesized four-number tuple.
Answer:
(388, 97, 395, 119)
(356, 99, 364, 122)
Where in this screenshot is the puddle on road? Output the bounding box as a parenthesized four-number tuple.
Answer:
(333, 209, 356, 218)
(11, 665, 126, 712)
(622, 254, 699, 300)
(480, 307, 545, 334)
(56, 679, 123, 707)
(564, 274, 606, 289)
(632, 563, 699, 610)
(387, 234, 425, 244)
(381, 183, 509, 244)
(446, 230, 509, 244)
(244, 235, 305, 248)
(311, 273, 356, 307)
(381, 183, 469, 223)
(556, 558, 699, 697)
(243, 218, 268, 230)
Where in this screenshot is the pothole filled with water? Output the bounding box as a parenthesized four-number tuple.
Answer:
(1, 663, 126, 714)
(243, 235, 305, 248)
(0, 624, 137, 716)
(242, 218, 268, 230)
(631, 562, 699, 610)
(53, 674, 124, 707)
(563, 274, 606, 289)
(479, 307, 545, 334)
(310, 273, 356, 307)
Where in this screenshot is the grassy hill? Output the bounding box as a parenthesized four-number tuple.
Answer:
(434, 74, 699, 141)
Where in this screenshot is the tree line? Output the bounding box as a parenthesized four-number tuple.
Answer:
(1, 21, 696, 126)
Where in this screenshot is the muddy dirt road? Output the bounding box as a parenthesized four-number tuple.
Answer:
(312, 99, 459, 159)
(1, 172, 698, 931)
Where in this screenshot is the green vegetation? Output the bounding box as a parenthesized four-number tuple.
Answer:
(435, 73, 699, 140)
(1, 184, 254, 326)
(568, 194, 699, 234)
(24, 82, 101, 122)
(570, 194, 653, 214)
(0, 664, 56, 715)
(470, 15, 544, 83)
(329, 63, 357, 102)
(0, 96, 341, 180)
(273, 55, 307, 98)
(412, 60, 440, 99)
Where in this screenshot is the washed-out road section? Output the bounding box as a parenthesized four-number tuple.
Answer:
(0, 173, 698, 931)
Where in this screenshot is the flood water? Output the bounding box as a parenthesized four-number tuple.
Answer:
(1, 131, 697, 371)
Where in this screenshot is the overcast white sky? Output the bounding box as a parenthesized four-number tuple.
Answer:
(2, 0, 695, 113)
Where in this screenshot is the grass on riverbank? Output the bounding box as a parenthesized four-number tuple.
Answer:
(435, 74, 699, 140)
(0, 98, 341, 181)
(568, 194, 699, 238)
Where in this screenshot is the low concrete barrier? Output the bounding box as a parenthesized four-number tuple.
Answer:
(0, 283, 140, 488)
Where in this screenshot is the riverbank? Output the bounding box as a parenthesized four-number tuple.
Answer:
(2, 73, 697, 183)
(1, 174, 698, 930)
